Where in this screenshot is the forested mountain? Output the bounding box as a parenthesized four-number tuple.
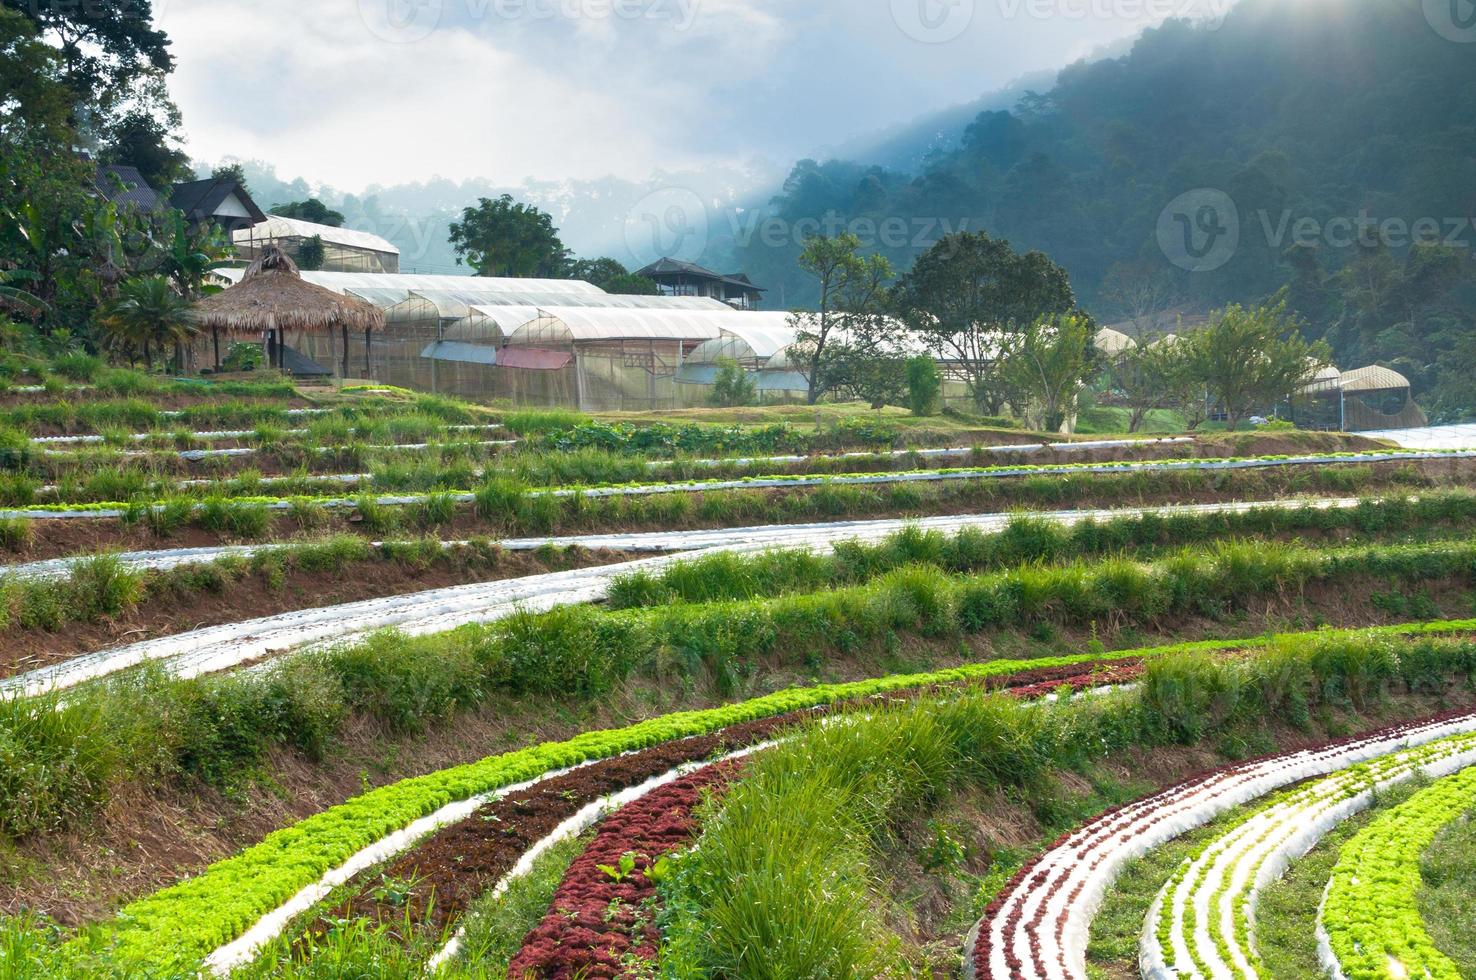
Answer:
(737, 0, 1476, 417)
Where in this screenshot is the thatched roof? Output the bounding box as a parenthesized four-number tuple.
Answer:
(191, 247, 385, 335)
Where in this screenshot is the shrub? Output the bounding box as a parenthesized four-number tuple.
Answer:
(0, 516, 33, 551)
(708, 357, 758, 407)
(905, 356, 942, 416)
(49, 353, 103, 383)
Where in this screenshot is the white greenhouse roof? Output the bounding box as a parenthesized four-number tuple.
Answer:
(234, 216, 400, 256)
(507, 311, 797, 349)
(213, 268, 607, 297)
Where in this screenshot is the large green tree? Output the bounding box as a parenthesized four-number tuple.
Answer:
(1187, 296, 1329, 431)
(1000, 313, 1098, 432)
(891, 231, 1074, 414)
(787, 233, 894, 405)
(270, 200, 346, 227)
(567, 257, 660, 295)
(449, 194, 571, 278)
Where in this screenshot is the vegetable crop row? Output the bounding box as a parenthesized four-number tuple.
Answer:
(1319, 764, 1476, 979)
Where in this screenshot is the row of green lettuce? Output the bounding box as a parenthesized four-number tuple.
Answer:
(3, 447, 1464, 515)
(1323, 764, 1476, 979)
(15, 622, 1475, 977)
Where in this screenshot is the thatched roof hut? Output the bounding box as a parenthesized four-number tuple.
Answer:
(192, 246, 384, 374)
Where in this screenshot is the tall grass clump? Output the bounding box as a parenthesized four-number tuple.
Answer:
(49, 353, 103, 383)
(0, 516, 33, 551)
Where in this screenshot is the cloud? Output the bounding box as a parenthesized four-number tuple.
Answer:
(158, 0, 1212, 191)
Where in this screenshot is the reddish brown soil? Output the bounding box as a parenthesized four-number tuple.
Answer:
(0, 547, 637, 679)
(8, 456, 1475, 564)
(508, 761, 742, 979)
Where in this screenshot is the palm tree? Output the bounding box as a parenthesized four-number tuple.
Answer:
(99, 276, 196, 370)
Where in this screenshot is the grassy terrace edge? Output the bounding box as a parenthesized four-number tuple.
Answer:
(3, 448, 1468, 516)
(43, 619, 1476, 973)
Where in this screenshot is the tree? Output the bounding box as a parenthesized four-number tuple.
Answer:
(787, 233, 893, 404)
(1100, 259, 1180, 334)
(1107, 336, 1192, 433)
(1186, 296, 1329, 431)
(602, 272, 661, 296)
(297, 235, 326, 272)
(1, 0, 172, 108)
(567, 257, 660, 295)
(449, 194, 571, 278)
(1000, 313, 1098, 432)
(211, 163, 250, 192)
(270, 200, 346, 227)
(708, 357, 757, 407)
(892, 231, 1074, 415)
(102, 105, 191, 188)
(906, 357, 942, 416)
(98, 276, 194, 369)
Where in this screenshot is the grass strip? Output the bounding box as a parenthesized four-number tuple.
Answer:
(608, 490, 1476, 608)
(1418, 801, 1476, 975)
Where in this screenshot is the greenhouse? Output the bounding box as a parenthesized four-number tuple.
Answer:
(677, 316, 808, 393)
(489, 307, 759, 410)
(231, 216, 401, 274)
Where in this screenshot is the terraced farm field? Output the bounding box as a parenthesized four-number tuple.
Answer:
(5, 372, 1476, 979)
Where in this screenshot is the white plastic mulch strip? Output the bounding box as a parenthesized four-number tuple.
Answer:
(27, 437, 1195, 501)
(649, 437, 1197, 469)
(966, 710, 1476, 980)
(0, 496, 1366, 583)
(4, 449, 1469, 521)
(422, 740, 774, 975)
(1139, 733, 1476, 980)
(0, 553, 693, 699)
(27, 423, 500, 447)
(0, 497, 1377, 698)
(37, 438, 515, 463)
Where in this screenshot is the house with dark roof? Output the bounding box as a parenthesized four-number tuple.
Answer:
(93, 165, 164, 211)
(169, 177, 266, 237)
(635, 257, 765, 310)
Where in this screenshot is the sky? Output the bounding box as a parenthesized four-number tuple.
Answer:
(155, 0, 1234, 192)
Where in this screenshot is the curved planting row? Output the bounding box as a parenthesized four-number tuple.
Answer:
(967, 709, 1476, 980)
(1318, 763, 1476, 979)
(0, 493, 1371, 583)
(1140, 732, 1476, 979)
(24, 413, 482, 445)
(33, 632, 1224, 975)
(5, 622, 1467, 976)
(3, 447, 1469, 521)
(12, 528, 1476, 701)
(218, 659, 1128, 975)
